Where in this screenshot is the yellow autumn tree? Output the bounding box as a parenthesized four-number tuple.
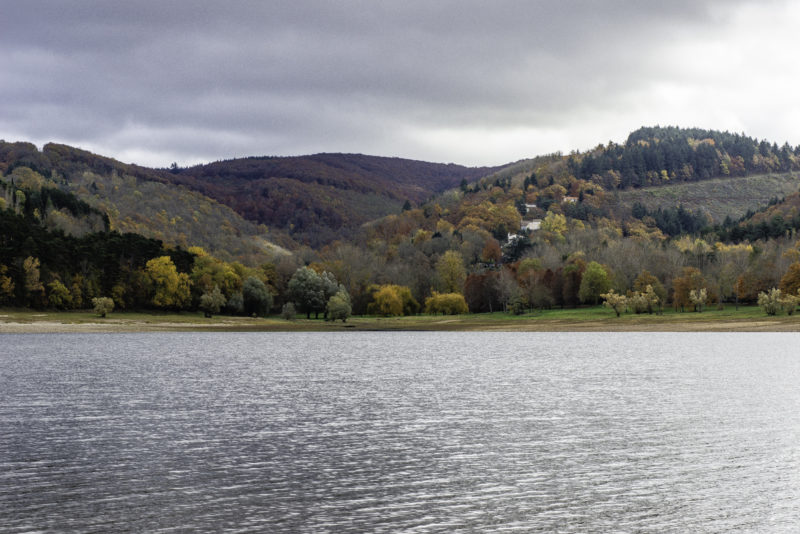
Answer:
(370, 285, 403, 316)
(367, 284, 420, 316)
(144, 256, 191, 309)
(424, 292, 469, 315)
(540, 211, 567, 240)
(436, 250, 466, 294)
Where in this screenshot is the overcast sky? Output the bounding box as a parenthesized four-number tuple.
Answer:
(2, 0, 799, 168)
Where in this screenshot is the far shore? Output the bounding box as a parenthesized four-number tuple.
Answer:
(2, 306, 800, 333)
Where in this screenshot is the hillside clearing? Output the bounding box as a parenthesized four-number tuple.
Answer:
(612, 172, 800, 222)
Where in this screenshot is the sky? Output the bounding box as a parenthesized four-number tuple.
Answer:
(3, 0, 800, 168)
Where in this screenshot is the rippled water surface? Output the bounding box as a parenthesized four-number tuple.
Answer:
(3, 332, 800, 532)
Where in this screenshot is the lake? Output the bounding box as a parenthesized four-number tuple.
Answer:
(2, 332, 800, 532)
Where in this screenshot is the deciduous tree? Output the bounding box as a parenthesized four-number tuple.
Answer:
(92, 296, 114, 318)
(0, 265, 14, 304)
(436, 250, 466, 294)
(199, 285, 226, 318)
(22, 256, 44, 306)
(779, 262, 800, 296)
(602, 290, 627, 317)
(672, 267, 706, 311)
(144, 256, 191, 309)
(689, 288, 708, 312)
(47, 280, 72, 310)
(578, 261, 611, 305)
(424, 292, 469, 315)
(242, 276, 272, 316)
(327, 290, 352, 322)
(288, 266, 327, 318)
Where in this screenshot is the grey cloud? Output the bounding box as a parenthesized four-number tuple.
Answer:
(0, 0, 789, 166)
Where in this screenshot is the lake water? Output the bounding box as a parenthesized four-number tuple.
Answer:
(2, 332, 800, 532)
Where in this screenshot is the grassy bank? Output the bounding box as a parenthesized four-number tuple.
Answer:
(2, 305, 800, 333)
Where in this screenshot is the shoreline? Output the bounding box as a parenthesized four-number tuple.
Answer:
(2, 308, 800, 333)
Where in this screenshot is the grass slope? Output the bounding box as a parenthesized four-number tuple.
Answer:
(612, 172, 800, 222)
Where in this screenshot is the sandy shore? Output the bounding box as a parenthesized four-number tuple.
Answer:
(2, 316, 800, 333)
(0, 321, 230, 333)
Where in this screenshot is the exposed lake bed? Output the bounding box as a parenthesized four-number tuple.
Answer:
(3, 332, 800, 532)
(3, 306, 800, 333)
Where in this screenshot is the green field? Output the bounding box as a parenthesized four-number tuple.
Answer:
(612, 172, 800, 222)
(2, 305, 798, 333)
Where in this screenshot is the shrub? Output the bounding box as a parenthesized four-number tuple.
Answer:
(424, 292, 468, 315)
(281, 302, 296, 320)
(92, 297, 114, 318)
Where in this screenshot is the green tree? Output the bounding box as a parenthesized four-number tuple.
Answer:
(144, 256, 191, 309)
(436, 250, 466, 294)
(199, 285, 226, 318)
(288, 266, 327, 318)
(92, 296, 115, 318)
(495, 268, 522, 313)
(226, 292, 244, 315)
(320, 271, 342, 319)
(281, 302, 296, 320)
(242, 276, 272, 316)
(327, 290, 352, 322)
(47, 280, 72, 310)
(578, 261, 611, 305)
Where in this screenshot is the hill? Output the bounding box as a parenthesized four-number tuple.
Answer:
(0, 142, 290, 263)
(7, 126, 800, 319)
(168, 154, 504, 247)
(0, 142, 505, 251)
(610, 172, 800, 223)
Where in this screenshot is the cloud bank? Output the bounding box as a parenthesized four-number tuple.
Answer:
(1, 0, 798, 167)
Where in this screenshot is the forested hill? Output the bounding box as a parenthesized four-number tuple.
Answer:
(7, 126, 800, 318)
(168, 154, 504, 247)
(571, 126, 800, 189)
(0, 142, 289, 263)
(0, 142, 505, 249)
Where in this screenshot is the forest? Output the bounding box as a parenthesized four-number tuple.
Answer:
(3, 126, 800, 320)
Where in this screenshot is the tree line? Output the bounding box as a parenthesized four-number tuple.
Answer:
(570, 126, 800, 189)
(5, 126, 800, 320)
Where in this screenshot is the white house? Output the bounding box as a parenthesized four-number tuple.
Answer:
(521, 219, 541, 232)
